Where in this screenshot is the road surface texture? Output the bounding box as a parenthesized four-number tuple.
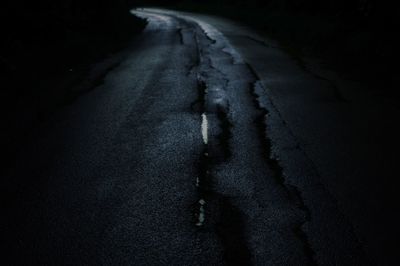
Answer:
(7, 8, 399, 266)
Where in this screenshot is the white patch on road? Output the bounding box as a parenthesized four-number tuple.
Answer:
(196, 198, 206, 226)
(131, 10, 176, 31)
(201, 113, 208, 144)
(135, 8, 245, 64)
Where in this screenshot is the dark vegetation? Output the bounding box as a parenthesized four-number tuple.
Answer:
(1, 0, 146, 171)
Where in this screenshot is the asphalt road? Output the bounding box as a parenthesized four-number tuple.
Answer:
(6, 8, 398, 266)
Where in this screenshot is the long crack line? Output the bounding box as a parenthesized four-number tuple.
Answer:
(249, 80, 318, 266)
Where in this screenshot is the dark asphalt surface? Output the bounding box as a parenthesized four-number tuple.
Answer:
(6, 8, 396, 266)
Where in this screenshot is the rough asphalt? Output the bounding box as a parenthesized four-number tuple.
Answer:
(6, 8, 397, 266)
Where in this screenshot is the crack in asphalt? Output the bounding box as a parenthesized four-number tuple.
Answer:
(177, 28, 184, 45)
(245, 63, 367, 265)
(136, 9, 319, 265)
(191, 16, 318, 265)
(249, 79, 318, 266)
(216, 104, 233, 160)
(186, 31, 200, 76)
(191, 78, 206, 113)
(190, 26, 252, 265)
(192, 78, 251, 266)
